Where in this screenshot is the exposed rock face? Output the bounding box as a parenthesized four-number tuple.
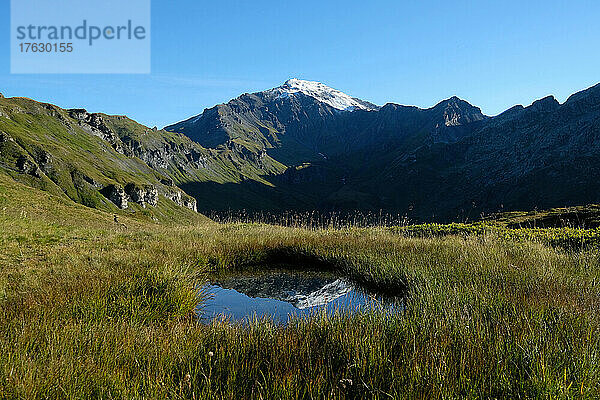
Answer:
(101, 182, 188, 210)
(166, 190, 182, 205)
(68, 109, 127, 154)
(183, 196, 197, 212)
(143, 185, 159, 207)
(70, 169, 101, 191)
(166, 190, 197, 212)
(68, 111, 212, 198)
(101, 184, 128, 209)
(165, 80, 487, 166)
(124, 185, 137, 205)
(82, 113, 284, 190)
(438, 96, 487, 127)
(121, 183, 160, 208)
(16, 156, 41, 177)
(224, 141, 270, 168)
(127, 138, 212, 172)
(33, 150, 53, 173)
(124, 183, 146, 207)
(529, 95, 560, 113)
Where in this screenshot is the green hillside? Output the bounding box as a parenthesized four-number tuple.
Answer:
(0, 96, 288, 219)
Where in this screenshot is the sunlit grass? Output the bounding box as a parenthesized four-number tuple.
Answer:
(1, 175, 600, 398)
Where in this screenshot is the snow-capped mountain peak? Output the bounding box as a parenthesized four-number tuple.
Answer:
(270, 78, 378, 111)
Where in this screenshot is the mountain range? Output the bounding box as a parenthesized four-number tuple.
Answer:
(2, 79, 600, 222)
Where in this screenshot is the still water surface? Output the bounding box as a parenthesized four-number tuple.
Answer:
(198, 269, 403, 323)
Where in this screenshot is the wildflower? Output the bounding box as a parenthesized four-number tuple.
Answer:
(208, 351, 214, 357)
(183, 373, 192, 389)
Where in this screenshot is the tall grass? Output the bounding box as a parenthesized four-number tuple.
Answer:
(208, 209, 411, 229)
(1, 178, 600, 398)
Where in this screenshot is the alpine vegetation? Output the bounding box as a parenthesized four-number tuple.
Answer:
(2, 81, 600, 398)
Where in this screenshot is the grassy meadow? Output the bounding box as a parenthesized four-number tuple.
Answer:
(1, 173, 599, 399)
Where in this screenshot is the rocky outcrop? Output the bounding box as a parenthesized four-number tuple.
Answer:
(100, 184, 128, 209)
(166, 190, 197, 212)
(224, 141, 270, 168)
(101, 183, 160, 209)
(100, 182, 192, 211)
(126, 139, 212, 172)
(165, 190, 182, 205)
(32, 150, 53, 174)
(68, 109, 127, 155)
(16, 156, 41, 177)
(183, 196, 197, 212)
(143, 185, 159, 207)
(124, 183, 145, 207)
(124, 183, 158, 208)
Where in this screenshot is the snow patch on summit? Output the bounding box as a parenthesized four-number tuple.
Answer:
(270, 78, 377, 111)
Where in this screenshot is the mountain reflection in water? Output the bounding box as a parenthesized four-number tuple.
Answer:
(198, 269, 403, 323)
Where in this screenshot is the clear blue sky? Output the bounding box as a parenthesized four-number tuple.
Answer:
(1, 0, 599, 128)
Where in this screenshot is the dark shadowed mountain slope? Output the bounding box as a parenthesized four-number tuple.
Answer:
(164, 79, 491, 215)
(167, 80, 600, 220)
(166, 79, 486, 166)
(370, 83, 600, 221)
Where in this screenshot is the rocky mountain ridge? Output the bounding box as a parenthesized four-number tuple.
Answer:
(3, 80, 600, 222)
(165, 79, 486, 166)
(0, 97, 204, 216)
(166, 80, 600, 220)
